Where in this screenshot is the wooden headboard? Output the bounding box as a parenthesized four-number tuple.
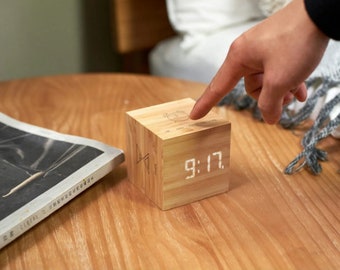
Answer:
(111, 0, 175, 54)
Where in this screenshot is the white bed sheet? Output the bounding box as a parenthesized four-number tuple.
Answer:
(149, 21, 260, 83)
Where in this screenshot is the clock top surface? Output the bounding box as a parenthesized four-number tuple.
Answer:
(126, 98, 230, 140)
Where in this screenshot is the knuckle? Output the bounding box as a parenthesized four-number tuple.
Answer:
(228, 35, 248, 60)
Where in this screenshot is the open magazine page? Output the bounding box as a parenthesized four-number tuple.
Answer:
(0, 113, 124, 249)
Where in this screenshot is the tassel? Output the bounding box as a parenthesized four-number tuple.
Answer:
(284, 95, 340, 174)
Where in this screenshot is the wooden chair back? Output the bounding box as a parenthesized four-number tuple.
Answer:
(111, 0, 175, 54)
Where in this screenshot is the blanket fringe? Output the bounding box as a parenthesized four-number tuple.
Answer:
(218, 77, 340, 175)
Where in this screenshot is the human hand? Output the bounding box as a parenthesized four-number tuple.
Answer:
(190, 0, 329, 124)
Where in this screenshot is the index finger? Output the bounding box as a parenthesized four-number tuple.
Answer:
(190, 58, 244, 120)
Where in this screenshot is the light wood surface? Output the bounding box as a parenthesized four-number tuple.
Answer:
(126, 98, 231, 210)
(0, 74, 339, 269)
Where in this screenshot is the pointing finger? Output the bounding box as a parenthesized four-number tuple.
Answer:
(190, 55, 245, 120)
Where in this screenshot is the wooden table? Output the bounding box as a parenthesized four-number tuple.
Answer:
(0, 74, 339, 269)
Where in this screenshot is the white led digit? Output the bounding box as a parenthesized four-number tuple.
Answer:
(213, 151, 223, 169)
(185, 158, 196, 179)
(207, 154, 211, 172)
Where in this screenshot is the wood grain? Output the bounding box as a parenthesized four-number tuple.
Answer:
(0, 74, 339, 270)
(111, 0, 174, 53)
(126, 98, 231, 210)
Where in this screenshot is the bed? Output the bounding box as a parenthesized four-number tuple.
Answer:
(111, 0, 263, 82)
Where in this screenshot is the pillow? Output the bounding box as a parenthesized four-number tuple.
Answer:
(150, 21, 259, 83)
(166, 0, 263, 49)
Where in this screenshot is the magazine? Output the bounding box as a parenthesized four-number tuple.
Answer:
(0, 113, 124, 249)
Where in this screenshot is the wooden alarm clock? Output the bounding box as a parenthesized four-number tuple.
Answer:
(126, 98, 231, 210)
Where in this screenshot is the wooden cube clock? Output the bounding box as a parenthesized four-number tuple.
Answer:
(126, 98, 231, 210)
